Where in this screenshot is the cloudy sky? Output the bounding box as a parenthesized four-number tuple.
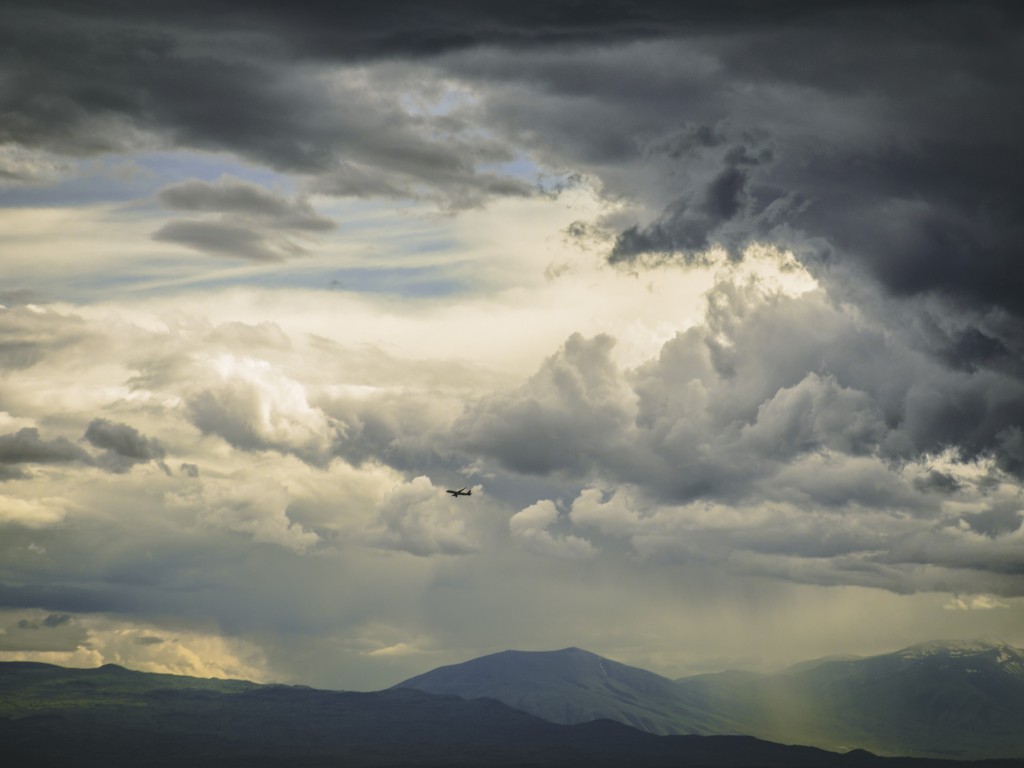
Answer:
(2, 0, 1024, 690)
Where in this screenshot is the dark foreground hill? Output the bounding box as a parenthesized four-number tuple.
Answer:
(3, 661, 1021, 768)
(395, 642, 1024, 760)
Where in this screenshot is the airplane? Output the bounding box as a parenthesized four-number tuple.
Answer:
(446, 487, 472, 497)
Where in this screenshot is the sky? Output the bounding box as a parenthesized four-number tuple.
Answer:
(1, 0, 1024, 691)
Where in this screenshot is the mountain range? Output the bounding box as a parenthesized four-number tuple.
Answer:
(3, 641, 1024, 766)
(395, 641, 1024, 760)
(0, 659, 973, 768)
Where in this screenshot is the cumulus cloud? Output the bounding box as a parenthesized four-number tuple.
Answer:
(622, 267, 1024, 498)
(0, 496, 68, 528)
(186, 354, 336, 465)
(455, 333, 635, 476)
(944, 595, 1010, 611)
(509, 499, 595, 558)
(0, 304, 92, 372)
(170, 475, 319, 552)
(563, 473, 1024, 596)
(365, 476, 478, 556)
(0, 610, 271, 681)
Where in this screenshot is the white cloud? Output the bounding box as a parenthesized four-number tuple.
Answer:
(186, 353, 336, 464)
(0, 610, 271, 681)
(0, 144, 75, 186)
(945, 595, 1010, 611)
(365, 476, 479, 556)
(166, 470, 319, 553)
(0, 496, 69, 528)
(510, 499, 596, 558)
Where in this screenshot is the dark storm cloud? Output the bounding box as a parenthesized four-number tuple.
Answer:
(0, 428, 91, 470)
(2, 1, 878, 65)
(344, 1, 1024, 331)
(0, 1, 541, 207)
(412, 2, 1024, 479)
(962, 503, 1023, 539)
(11, 1, 993, 214)
(9, 1, 1019, 264)
(0, 581, 144, 615)
(83, 418, 167, 474)
(594, 5, 1024, 323)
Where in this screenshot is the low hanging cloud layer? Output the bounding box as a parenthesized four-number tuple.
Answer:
(1, 1, 1023, 687)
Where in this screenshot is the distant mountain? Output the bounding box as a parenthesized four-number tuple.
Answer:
(395, 642, 1024, 760)
(1, 660, 980, 768)
(675, 641, 1024, 760)
(395, 646, 739, 735)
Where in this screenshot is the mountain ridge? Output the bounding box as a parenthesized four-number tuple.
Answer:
(4, 659, 998, 768)
(395, 640, 1024, 760)
(395, 645, 738, 735)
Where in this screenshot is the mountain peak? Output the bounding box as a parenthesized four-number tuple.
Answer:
(394, 646, 696, 735)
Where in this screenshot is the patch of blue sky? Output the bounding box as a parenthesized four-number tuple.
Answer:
(398, 82, 478, 118)
(317, 197, 426, 236)
(0, 150, 297, 209)
(314, 198, 466, 262)
(43, 257, 202, 303)
(476, 152, 578, 196)
(138, 151, 297, 193)
(477, 153, 542, 181)
(324, 265, 467, 297)
(135, 262, 472, 299)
